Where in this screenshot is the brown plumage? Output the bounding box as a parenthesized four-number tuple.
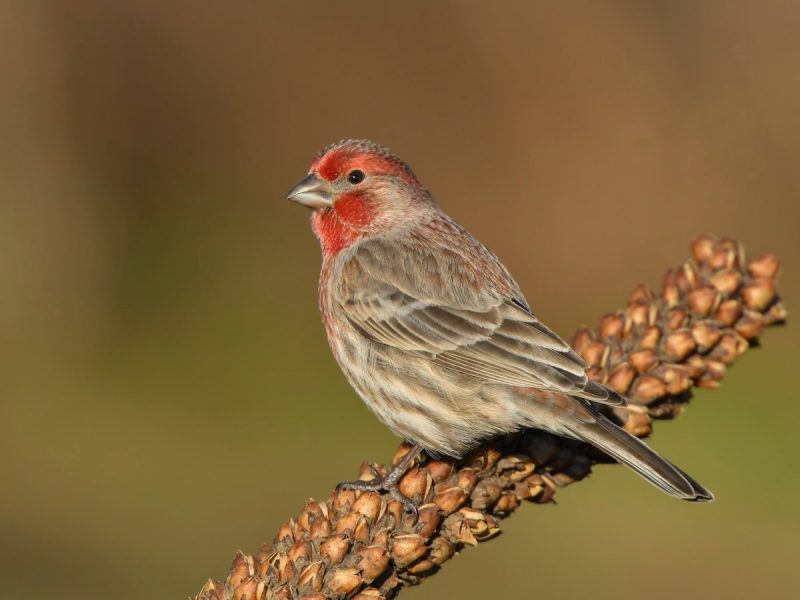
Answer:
(288, 139, 713, 503)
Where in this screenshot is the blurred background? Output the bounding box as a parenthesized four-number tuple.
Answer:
(1, 1, 798, 598)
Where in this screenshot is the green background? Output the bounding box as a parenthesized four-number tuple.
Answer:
(1, 2, 798, 598)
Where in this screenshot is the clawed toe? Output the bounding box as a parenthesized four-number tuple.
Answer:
(335, 446, 424, 521)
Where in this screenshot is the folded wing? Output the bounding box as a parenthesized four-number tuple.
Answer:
(334, 237, 625, 406)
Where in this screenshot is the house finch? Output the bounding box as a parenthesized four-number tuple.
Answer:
(288, 139, 713, 511)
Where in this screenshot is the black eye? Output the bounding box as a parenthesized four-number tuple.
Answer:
(347, 170, 365, 184)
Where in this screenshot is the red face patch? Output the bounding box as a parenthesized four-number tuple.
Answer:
(311, 191, 375, 256)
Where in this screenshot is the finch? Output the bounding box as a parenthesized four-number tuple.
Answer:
(288, 139, 713, 510)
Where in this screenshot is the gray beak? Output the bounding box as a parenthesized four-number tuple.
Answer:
(287, 173, 333, 209)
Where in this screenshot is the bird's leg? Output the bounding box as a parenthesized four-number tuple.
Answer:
(336, 444, 424, 519)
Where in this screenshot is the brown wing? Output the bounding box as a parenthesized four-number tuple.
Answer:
(334, 235, 625, 406)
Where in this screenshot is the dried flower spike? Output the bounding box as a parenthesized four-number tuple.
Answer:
(195, 237, 785, 600)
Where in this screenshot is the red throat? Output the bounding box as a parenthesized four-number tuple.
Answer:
(311, 192, 375, 256)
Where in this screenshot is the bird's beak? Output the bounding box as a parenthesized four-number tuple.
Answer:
(287, 173, 333, 209)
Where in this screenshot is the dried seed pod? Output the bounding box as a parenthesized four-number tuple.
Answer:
(326, 567, 362, 595)
(741, 278, 776, 311)
(709, 245, 733, 270)
(428, 537, 456, 565)
(320, 533, 350, 565)
(514, 473, 545, 500)
(629, 349, 658, 373)
(287, 540, 312, 565)
(229, 551, 255, 588)
(266, 551, 293, 584)
(432, 486, 468, 515)
(398, 467, 431, 505)
(607, 362, 636, 394)
(639, 326, 662, 349)
(710, 268, 742, 295)
(426, 460, 455, 483)
(297, 500, 325, 534)
(308, 515, 332, 540)
(580, 340, 609, 367)
(715, 298, 743, 326)
(691, 235, 716, 265)
(493, 492, 520, 514)
(664, 309, 687, 331)
(496, 455, 536, 482)
(687, 287, 719, 317)
(663, 330, 697, 362)
(748, 253, 780, 279)
(407, 558, 437, 575)
(653, 364, 692, 395)
(684, 354, 707, 378)
(414, 505, 442, 540)
(691, 321, 723, 352)
(442, 511, 478, 546)
(455, 468, 480, 494)
(463, 509, 500, 541)
(628, 284, 656, 304)
(735, 311, 764, 340)
(274, 520, 294, 544)
(351, 491, 382, 524)
(627, 301, 655, 327)
(356, 546, 390, 582)
(297, 562, 325, 594)
(470, 479, 503, 510)
(599, 313, 626, 339)
(391, 534, 428, 567)
(333, 511, 361, 536)
(662, 283, 681, 308)
(332, 489, 356, 516)
(632, 374, 667, 403)
(709, 332, 749, 364)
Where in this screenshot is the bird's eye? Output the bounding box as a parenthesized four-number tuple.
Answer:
(347, 170, 365, 185)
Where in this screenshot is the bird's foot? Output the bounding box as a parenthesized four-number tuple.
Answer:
(336, 445, 423, 521)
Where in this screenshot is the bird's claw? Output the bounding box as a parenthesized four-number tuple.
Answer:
(336, 473, 419, 522)
(335, 445, 424, 522)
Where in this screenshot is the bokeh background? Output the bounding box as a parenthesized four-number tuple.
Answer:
(2, 2, 798, 598)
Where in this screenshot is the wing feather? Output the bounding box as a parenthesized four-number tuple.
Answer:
(334, 236, 625, 406)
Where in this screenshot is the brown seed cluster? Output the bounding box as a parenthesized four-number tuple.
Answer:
(195, 236, 785, 600)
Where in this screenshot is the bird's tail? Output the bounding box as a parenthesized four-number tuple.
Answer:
(568, 408, 714, 502)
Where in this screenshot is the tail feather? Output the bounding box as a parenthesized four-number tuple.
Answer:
(569, 409, 714, 502)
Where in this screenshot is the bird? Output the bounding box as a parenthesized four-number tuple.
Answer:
(287, 139, 713, 513)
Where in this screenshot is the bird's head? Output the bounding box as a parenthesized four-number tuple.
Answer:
(287, 140, 432, 255)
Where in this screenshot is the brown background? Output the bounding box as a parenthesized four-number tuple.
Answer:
(1, 2, 798, 598)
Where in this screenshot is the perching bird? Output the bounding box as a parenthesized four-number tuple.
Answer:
(288, 139, 713, 512)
